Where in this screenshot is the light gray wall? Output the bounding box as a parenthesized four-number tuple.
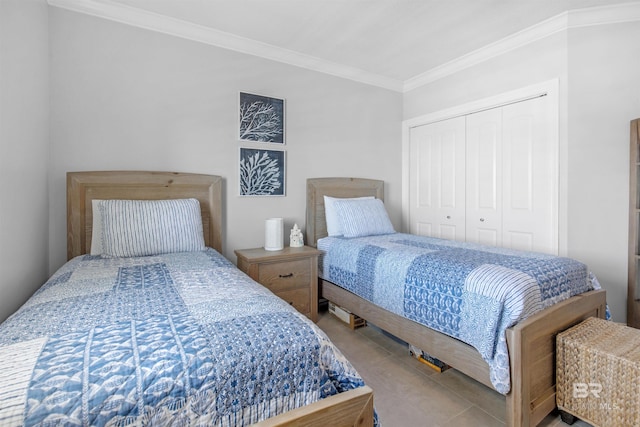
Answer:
(566, 21, 640, 325)
(48, 8, 403, 272)
(0, 0, 50, 322)
(403, 32, 568, 121)
(404, 23, 640, 323)
(3, 4, 636, 326)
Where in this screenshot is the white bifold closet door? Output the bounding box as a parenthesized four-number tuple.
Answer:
(408, 94, 557, 254)
(408, 116, 466, 241)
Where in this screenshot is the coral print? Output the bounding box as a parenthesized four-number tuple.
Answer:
(239, 92, 285, 144)
(239, 148, 285, 196)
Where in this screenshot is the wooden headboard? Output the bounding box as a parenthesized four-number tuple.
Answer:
(67, 171, 223, 259)
(305, 177, 384, 247)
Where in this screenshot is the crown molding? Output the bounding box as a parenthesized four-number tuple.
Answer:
(403, 13, 568, 92)
(568, 1, 640, 27)
(48, 0, 640, 94)
(403, 2, 640, 92)
(47, 0, 404, 92)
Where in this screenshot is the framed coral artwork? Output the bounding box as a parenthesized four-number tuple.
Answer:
(239, 147, 286, 196)
(238, 92, 285, 144)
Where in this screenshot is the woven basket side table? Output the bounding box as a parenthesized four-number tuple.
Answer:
(556, 317, 640, 427)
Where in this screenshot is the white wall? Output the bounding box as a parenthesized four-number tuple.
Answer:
(403, 22, 640, 323)
(48, 8, 403, 271)
(404, 32, 568, 121)
(0, 0, 50, 322)
(566, 21, 640, 325)
(4, 4, 635, 326)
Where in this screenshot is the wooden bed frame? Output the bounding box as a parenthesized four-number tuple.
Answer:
(306, 177, 607, 427)
(66, 171, 374, 427)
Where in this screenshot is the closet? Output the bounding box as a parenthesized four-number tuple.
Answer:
(407, 94, 558, 255)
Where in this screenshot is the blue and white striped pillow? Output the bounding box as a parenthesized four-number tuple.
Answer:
(333, 198, 395, 238)
(324, 195, 374, 236)
(98, 198, 205, 257)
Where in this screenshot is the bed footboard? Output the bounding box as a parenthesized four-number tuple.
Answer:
(253, 386, 374, 427)
(505, 289, 606, 427)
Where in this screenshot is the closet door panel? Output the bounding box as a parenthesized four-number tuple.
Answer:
(409, 117, 465, 240)
(405, 88, 558, 255)
(502, 95, 556, 254)
(465, 109, 502, 247)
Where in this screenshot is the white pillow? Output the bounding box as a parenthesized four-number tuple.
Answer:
(98, 198, 205, 257)
(324, 196, 373, 236)
(90, 199, 104, 255)
(333, 198, 395, 238)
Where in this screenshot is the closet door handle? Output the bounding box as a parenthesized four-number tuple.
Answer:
(446, 215, 451, 219)
(479, 218, 485, 222)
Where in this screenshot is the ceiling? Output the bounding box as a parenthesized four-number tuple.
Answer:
(56, 0, 638, 90)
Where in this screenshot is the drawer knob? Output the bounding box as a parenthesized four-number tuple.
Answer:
(279, 273, 294, 278)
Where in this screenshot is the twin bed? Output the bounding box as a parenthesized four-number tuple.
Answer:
(306, 177, 607, 427)
(0, 171, 608, 427)
(0, 171, 373, 427)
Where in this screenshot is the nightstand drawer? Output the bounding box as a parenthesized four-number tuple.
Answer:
(234, 246, 321, 322)
(258, 259, 310, 291)
(278, 288, 311, 315)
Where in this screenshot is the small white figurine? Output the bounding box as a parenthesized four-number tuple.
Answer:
(290, 223, 304, 247)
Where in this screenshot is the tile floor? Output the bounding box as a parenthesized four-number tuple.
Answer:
(316, 310, 593, 427)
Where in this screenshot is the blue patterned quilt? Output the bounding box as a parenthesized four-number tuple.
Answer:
(318, 233, 598, 394)
(0, 249, 368, 426)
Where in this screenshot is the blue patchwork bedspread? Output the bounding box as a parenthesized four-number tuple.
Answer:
(0, 249, 368, 426)
(318, 233, 598, 394)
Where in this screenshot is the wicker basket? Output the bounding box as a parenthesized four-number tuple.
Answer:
(556, 317, 640, 427)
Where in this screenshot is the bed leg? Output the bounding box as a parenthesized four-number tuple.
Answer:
(558, 410, 576, 425)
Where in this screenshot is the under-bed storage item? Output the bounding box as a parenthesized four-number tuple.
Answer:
(0, 249, 369, 426)
(329, 302, 367, 329)
(556, 317, 640, 427)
